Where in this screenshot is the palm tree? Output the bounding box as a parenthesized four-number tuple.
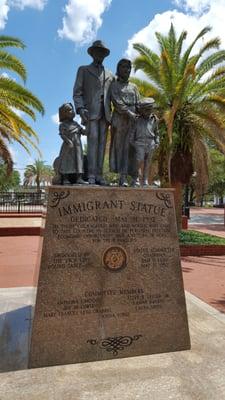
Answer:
(132, 24, 225, 228)
(24, 160, 53, 192)
(0, 35, 44, 174)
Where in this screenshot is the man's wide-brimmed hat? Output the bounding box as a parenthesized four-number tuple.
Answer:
(137, 97, 155, 111)
(87, 40, 110, 57)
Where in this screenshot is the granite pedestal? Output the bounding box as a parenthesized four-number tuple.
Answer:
(29, 187, 190, 368)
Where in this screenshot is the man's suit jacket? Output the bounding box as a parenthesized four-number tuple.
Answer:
(73, 63, 114, 124)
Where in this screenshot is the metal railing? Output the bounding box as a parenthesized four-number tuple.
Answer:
(0, 192, 48, 214)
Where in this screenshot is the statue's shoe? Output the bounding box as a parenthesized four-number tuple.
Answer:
(76, 177, 88, 185)
(88, 177, 96, 185)
(143, 179, 149, 187)
(131, 178, 140, 187)
(95, 177, 107, 186)
(62, 179, 71, 185)
(119, 180, 128, 187)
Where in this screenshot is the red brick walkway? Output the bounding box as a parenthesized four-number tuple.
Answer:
(0, 236, 42, 287)
(181, 255, 225, 313)
(190, 224, 225, 238)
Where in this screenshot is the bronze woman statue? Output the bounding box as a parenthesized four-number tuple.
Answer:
(109, 58, 140, 186)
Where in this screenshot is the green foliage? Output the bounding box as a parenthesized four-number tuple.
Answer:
(0, 35, 44, 174)
(208, 148, 225, 198)
(132, 24, 225, 190)
(0, 163, 20, 191)
(24, 159, 53, 191)
(179, 230, 225, 245)
(103, 155, 118, 184)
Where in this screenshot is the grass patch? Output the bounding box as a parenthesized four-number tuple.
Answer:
(179, 230, 225, 245)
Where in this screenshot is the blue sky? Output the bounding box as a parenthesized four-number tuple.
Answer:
(1, 0, 225, 177)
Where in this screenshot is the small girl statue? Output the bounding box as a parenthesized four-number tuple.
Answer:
(53, 103, 85, 185)
(130, 98, 159, 187)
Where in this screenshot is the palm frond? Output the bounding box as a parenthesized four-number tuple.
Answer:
(189, 38, 221, 70)
(155, 31, 169, 53)
(180, 26, 211, 75)
(0, 103, 39, 140)
(0, 77, 44, 115)
(196, 50, 225, 81)
(0, 90, 36, 119)
(160, 49, 174, 95)
(175, 63, 196, 104)
(130, 77, 167, 106)
(0, 36, 25, 49)
(191, 77, 225, 100)
(0, 50, 26, 81)
(132, 56, 161, 86)
(133, 43, 160, 65)
(176, 30, 187, 62)
(0, 35, 44, 173)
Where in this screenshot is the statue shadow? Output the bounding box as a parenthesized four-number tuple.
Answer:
(0, 306, 33, 373)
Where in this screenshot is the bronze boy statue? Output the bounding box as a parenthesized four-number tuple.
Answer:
(53, 103, 85, 185)
(130, 98, 159, 187)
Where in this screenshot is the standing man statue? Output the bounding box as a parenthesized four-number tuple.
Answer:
(73, 40, 113, 185)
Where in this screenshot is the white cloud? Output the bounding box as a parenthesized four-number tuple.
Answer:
(1, 72, 16, 82)
(174, 0, 211, 14)
(126, 0, 225, 78)
(10, 0, 47, 10)
(51, 113, 59, 125)
(11, 107, 24, 117)
(0, 0, 47, 30)
(58, 0, 112, 44)
(0, 0, 9, 29)
(0, 72, 10, 78)
(8, 145, 17, 161)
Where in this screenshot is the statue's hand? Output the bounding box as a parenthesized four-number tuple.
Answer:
(68, 141, 73, 148)
(128, 111, 138, 120)
(80, 108, 89, 124)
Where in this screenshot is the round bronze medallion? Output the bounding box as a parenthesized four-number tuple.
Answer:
(103, 246, 127, 272)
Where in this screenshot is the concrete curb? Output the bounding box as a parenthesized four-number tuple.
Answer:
(185, 291, 225, 323)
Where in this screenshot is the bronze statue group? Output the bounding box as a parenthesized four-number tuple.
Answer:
(53, 40, 159, 188)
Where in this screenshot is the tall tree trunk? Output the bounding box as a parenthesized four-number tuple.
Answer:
(190, 186, 195, 204)
(172, 181, 183, 232)
(36, 175, 41, 193)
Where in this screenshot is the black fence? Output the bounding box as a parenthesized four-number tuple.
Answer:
(0, 192, 48, 214)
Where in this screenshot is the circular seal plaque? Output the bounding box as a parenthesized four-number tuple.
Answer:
(103, 246, 127, 272)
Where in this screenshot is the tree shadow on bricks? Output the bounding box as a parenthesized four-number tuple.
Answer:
(181, 266, 194, 273)
(210, 295, 225, 314)
(182, 256, 225, 268)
